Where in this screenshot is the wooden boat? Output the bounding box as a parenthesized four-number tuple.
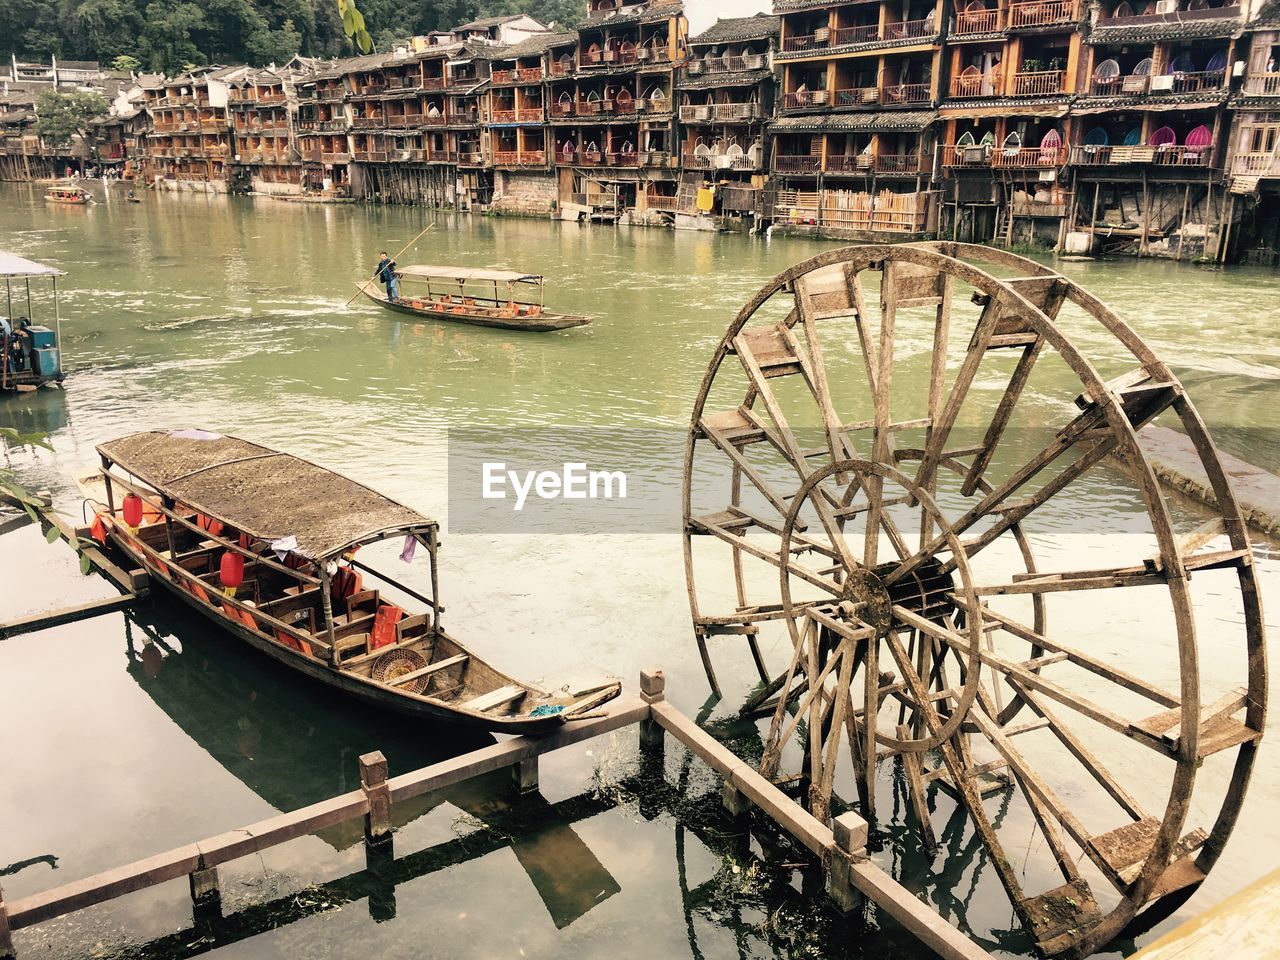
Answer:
(357, 265, 592, 332)
(1, 252, 66, 392)
(45, 185, 92, 204)
(81, 430, 621, 733)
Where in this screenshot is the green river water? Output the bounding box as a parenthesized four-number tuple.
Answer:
(1, 180, 1278, 960)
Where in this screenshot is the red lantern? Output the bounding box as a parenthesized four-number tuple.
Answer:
(220, 551, 245, 597)
(122, 493, 144, 528)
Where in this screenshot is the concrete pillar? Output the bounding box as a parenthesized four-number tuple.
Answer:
(360, 751, 392, 844)
(512, 756, 539, 795)
(639, 667, 665, 751)
(0, 883, 15, 960)
(826, 811, 869, 915)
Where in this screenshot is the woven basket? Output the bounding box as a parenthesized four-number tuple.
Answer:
(371, 649, 430, 695)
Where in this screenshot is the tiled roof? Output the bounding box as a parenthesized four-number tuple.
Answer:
(497, 31, 578, 58)
(689, 14, 779, 44)
(58, 60, 101, 72)
(771, 109, 937, 132)
(1072, 90, 1228, 111)
(455, 14, 528, 30)
(1087, 16, 1242, 42)
(1255, 0, 1280, 24)
(677, 68, 772, 90)
(576, 1, 684, 30)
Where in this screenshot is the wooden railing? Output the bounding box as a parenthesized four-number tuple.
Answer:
(783, 90, 829, 110)
(428, 150, 458, 162)
(517, 67, 544, 82)
(1011, 70, 1065, 95)
(831, 23, 880, 44)
(834, 86, 880, 106)
(1244, 72, 1280, 95)
(605, 151, 640, 166)
(492, 109, 517, 123)
(422, 76, 446, 90)
(712, 102, 761, 120)
(876, 152, 926, 173)
(882, 82, 931, 104)
(682, 153, 712, 169)
(953, 6, 1001, 32)
(646, 194, 679, 210)
(518, 108, 545, 122)
(826, 153, 872, 173)
(775, 154, 823, 173)
(1102, 2, 1238, 22)
(942, 143, 992, 166)
(385, 114, 424, 128)
(1232, 151, 1280, 174)
(492, 150, 547, 165)
(352, 150, 388, 162)
(990, 144, 1069, 167)
(352, 116, 384, 129)
(951, 72, 1000, 97)
(321, 151, 351, 163)
(1156, 70, 1226, 94)
(491, 69, 517, 84)
(386, 76, 421, 91)
(782, 32, 828, 52)
(422, 113, 448, 126)
(1008, 0, 1073, 26)
(687, 53, 768, 74)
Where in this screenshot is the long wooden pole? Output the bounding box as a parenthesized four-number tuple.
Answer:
(345, 221, 436, 306)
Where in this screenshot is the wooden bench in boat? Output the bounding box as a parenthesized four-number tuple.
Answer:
(460, 684, 526, 713)
(385, 653, 468, 688)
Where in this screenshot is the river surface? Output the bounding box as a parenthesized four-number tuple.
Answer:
(1, 180, 1278, 960)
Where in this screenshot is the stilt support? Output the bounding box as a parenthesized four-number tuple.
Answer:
(826, 811, 869, 915)
(512, 757, 539, 795)
(639, 667, 665, 751)
(722, 781, 751, 817)
(360, 751, 391, 844)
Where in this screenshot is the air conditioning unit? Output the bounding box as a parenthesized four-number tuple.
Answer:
(1150, 74, 1175, 90)
(1154, 0, 1176, 11)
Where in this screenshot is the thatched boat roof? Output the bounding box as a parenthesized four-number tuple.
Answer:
(97, 430, 434, 558)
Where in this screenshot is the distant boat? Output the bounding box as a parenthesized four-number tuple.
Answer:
(45, 185, 91, 205)
(357, 265, 592, 332)
(80, 430, 621, 733)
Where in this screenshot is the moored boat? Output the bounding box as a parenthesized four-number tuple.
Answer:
(357, 265, 592, 332)
(1, 252, 66, 392)
(81, 430, 621, 733)
(45, 185, 92, 204)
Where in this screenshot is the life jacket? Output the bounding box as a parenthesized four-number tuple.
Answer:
(91, 513, 109, 545)
(331, 565, 363, 602)
(370, 604, 405, 651)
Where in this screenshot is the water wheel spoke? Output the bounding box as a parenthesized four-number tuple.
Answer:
(688, 512, 843, 597)
(698, 416, 796, 521)
(972, 563, 1167, 596)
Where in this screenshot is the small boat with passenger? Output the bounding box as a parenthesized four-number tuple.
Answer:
(44, 184, 92, 205)
(1, 251, 65, 393)
(80, 430, 621, 733)
(357, 265, 592, 332)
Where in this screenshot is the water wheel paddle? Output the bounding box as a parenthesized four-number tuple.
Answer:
(681, 242, 1266, 957)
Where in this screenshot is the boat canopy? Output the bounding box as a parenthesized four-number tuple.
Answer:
(0, 252, 66, 281)
(397, 265, 542, 284)
(97, 430, 435, 559)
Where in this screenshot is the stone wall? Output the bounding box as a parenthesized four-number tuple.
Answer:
(491, 170, 557, 216)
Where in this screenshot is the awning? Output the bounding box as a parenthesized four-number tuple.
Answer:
(940, 104, 1068, 119)
(0, 252, 65, 280)
(398, 265, 542, 283)
(770, 110, 937, 133)
(97, 431, 434, 559)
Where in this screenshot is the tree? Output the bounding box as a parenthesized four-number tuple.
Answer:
(35, 89, 110, 148)
(112, 53, 143, 71)
(139, 0, 206, 73)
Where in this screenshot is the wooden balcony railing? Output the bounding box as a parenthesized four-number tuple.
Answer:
(492, 109, 517, 123)
(775, 154, 823, 173)
(385, 114, 424, 128)
(646, 194, 679, 211)
(782, 32, 828, 52)
(953, 7, 1001, 32)
(1233, 152, 1280, 175)
(605, 151, 640, 166)
(518, 107, 545, 122)
(492, 150, 547, 165)
(491, 69, 516, 84)
(517, 67, 544, 82)
(951, 72, 1000, 97)
(300, 147, 322, 162)
(990, 143, 1069, 167)
(428, 150, 458, 162)
(353, 150, 388, 162)
(1091, 74, 1150, 95)
(783, 90, 829, 110)
(687, 53, 768, 74)
(321, 151, 351, 163)
(825, 153, 872, 172)
(386, 76, 421, 91)
(711, 102, 761, 120)
(883, 17, 936, 39)
(1244, 72, 1280, 95)
(550, 61, 572, 76)
(875, 152, 926, 173)
(552, 101, 576, 116)
(352, 116, 384, 129)
(1008, 0, 1073, 26)
(1102, 2, 1238, 23)
(1011, 69, 1065, 96)
(580, 150, 603, 165)
(942, 143, 991, 166)
(422, 113, 448, 126)
(831, 23, 880, 45)
(1155, 70, 1226, 94)
(422, 77, 446, 90)
(882, 82, 931, 104)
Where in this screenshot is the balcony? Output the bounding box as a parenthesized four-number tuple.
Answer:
(386, 76, 422, 92)
(782, 31, 829, 53)
(1244, 73, 1280, 96)
(831, 23, 881, 44)
(605, 151, 639, 166)
(687, 53, 768, 74)
(775, 154, 822, 173)
(321, 151, 351, 163)
(1153, 70, 1227, 94)
(353, 150, 389, 162)
(422, 112, 448, 126)
(355, 83, 386, 97)
(875, 152, 926, 173)
(493, 108, 518, 123)
(352, 116, 385, 129)
(1071, 144, 1213, 167)
(834, 86, 881, 106)
(493, 149, 547, 165)
(950, 71, 1001, 97)
(518, 107, 545, 122)
(825, 153, 873, 173)
(1011, 70, 1065, 96)
(943, 143, 992, 166)
(428, 150, 459, 162)
(1233, 152, 1279, 175)
(953, 6, 1001, 33)
(517, 67, 544, 82)
(422, 76, 446, 90)
(386, 114, 424, 128)
(491, 69, 517, 85)
(990, 143, 1069, 167)
(550, 61, 572, 76)
(552, 101, 576, 117)
(881, 82, 931, 105)
(1101, 2, 1239, 25)
(646, 194, 679, 211)
(300, 147, 321, 162)
(783, 90, 830, 110)
(1007, 0, 1073, 26)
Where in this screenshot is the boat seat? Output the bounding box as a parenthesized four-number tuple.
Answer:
(334, 613, 376, 638)
(335, 632, 370, 661)
(396, 612, 431, 642)
(346, 589, 379, 619)
(386, 653, 468, 688)
(460, 684, 526, 713)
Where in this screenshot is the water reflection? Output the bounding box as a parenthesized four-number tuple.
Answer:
(120, 604, 619, 929)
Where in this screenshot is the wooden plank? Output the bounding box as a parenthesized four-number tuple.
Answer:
(1128, 866, 1280, 960)
(0, 593, 138, 639)
(386, 653, 467, 687)
(459, 684, 526, 713)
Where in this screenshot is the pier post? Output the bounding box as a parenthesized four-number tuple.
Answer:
(360, 751, 392, 844)
(188, 866, 222, 926)
(0, 883, 15, 960)
(511, 757, 539, 795)
(826, 811, 870, 915)
(721, 781, 751, 818)
(638, 667, 665, 751)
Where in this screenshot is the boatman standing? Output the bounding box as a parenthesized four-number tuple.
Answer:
(373, 251, 399, 302)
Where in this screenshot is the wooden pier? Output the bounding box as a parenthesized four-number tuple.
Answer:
(0, 669, 993, 960)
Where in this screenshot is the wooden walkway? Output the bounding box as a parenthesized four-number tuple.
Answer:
(0, 670, 993, 960)
(1129, 867, 1280, 960)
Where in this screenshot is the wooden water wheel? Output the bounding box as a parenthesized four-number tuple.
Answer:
(681, 242, 1265, 957)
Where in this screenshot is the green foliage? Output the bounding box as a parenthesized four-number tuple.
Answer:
(0, 429, 97, 575)
(2, 0, 582, 70)
(35, 89, 110, 147)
